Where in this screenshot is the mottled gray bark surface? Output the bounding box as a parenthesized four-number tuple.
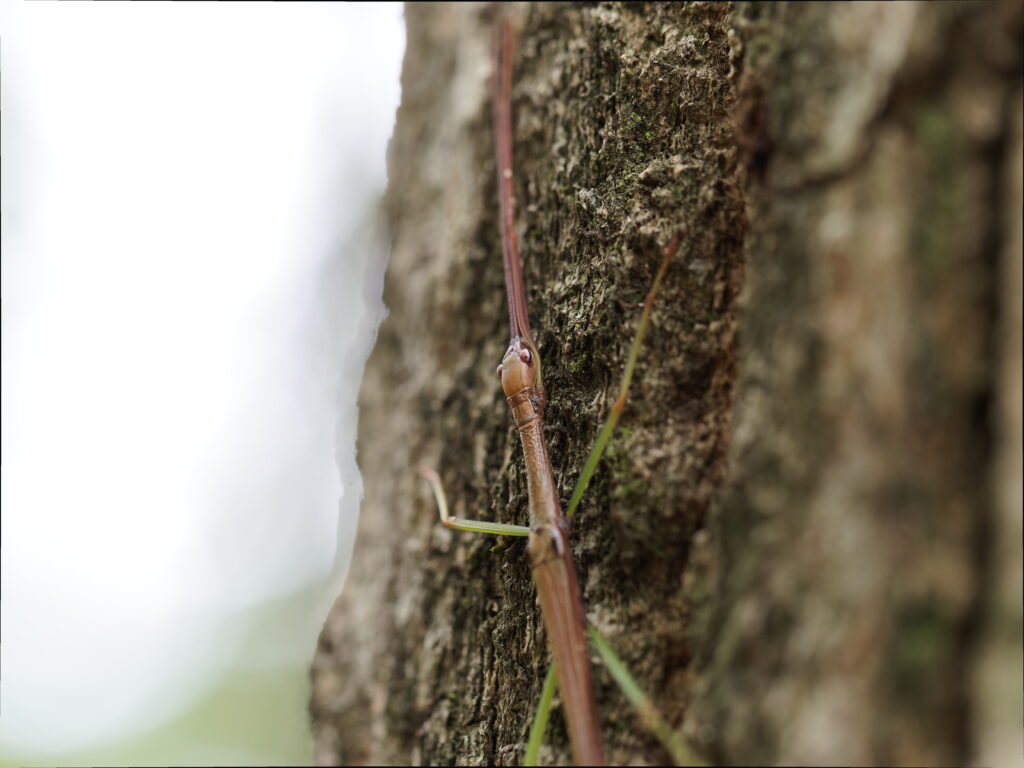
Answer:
(310, 3, 1022, 766)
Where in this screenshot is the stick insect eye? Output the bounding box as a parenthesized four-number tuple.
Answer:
(519, 348, 532, 364)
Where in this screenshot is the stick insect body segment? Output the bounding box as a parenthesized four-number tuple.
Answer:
(492, 18, 606, 767)
(501, 346, 603, 765)
(412, 7, 705, 764)
(422, 15, 694, 767)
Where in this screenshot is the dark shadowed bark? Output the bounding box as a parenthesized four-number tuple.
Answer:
(310, 3, 1022, 766)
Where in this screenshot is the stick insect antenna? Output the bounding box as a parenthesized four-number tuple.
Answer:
(492, 18, 535, 350)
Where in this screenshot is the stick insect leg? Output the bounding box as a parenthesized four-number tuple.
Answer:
(566, 230, 684, 518)
(523, 632, 706, 767)
(523, 663, 558, 766)
(418, 466, 530, 537)
(587, 626, 706, 767)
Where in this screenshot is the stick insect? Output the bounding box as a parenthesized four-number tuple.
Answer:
(419, 18, 704, 768)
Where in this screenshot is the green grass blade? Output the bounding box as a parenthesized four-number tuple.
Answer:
(524, 663, 558, 766)
(588, 627, 706, 767)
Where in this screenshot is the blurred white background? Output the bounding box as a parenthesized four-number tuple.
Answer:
(1, 3, 404, 764)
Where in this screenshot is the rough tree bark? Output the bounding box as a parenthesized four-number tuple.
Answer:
(310, 3, 1022, 766)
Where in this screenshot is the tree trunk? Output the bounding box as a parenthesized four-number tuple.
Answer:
(310, 3, 1022, 766)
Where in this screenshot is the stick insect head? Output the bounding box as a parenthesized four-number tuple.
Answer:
(497, 335, 542, 398)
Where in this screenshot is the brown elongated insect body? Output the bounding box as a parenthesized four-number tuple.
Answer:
(490, 17, 606, 765)
(499, 334, 605, 766)
(418, 15, 688, 766)
(530, 533, 603, 765)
